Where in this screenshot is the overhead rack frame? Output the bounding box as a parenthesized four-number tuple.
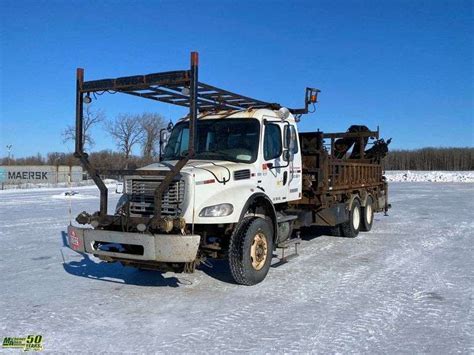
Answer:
(74, 52, 319, 221)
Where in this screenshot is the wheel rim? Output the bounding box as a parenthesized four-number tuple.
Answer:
(250, 232, 268, 271)
(352, 205, 360, 230)
(366, 204, 373, 224)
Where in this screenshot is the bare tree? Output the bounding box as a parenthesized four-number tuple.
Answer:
(105, 114, 144, 163)
(62, 105, 105, 150)
(140, 113, 165, 160)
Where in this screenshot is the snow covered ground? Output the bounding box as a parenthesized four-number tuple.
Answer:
(385, 170, 474, 183)
(0, 183, 473, 353)
(1, 179, 118, 191)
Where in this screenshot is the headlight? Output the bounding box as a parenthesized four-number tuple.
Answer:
(199, 203, 234, 217)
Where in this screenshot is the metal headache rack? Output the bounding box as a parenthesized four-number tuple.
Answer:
(82, 71, 280, 112)
(74, 52, 319, 219)
(79, 68, 319, 114)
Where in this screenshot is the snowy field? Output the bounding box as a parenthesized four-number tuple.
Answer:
(385, 170, 474, 183)
(0, 179, 118, 191)
(0, 183, 473, 353)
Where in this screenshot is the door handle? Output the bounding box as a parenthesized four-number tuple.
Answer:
(283, 171, 288, 186)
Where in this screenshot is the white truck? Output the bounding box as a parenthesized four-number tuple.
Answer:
(68, 52, 390, 285)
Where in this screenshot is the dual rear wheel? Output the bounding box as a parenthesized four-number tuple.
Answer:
(228, 197, 375, 284)
(339, 196, 374, 238)
(360, 196, 374, 232)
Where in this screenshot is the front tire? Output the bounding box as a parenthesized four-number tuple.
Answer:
(340, 199, 361, 238)
(228, 217, 274, 285)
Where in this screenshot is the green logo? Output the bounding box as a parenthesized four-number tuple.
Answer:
(2, 335, 43, 351)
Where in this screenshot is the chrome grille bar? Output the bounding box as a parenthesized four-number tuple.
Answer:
(125, 177, 185, 217)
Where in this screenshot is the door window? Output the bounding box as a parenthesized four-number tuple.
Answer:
(284, 125, 299, 154)
(264, 124, 282, 160)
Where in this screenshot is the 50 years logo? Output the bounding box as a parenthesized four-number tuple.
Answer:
(2, 335, 43, 351)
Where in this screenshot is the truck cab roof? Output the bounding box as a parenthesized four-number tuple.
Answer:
(177, 108, 298, 124)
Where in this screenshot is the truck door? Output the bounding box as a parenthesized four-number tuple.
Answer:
(261, 121, 290, 203)
(284, 124, 302, 202)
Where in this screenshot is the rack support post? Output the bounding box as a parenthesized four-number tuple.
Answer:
(189, 51, 199, 157)
(74, 67, 108, 218)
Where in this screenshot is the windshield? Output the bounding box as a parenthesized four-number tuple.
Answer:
(163, 118, 260, 163)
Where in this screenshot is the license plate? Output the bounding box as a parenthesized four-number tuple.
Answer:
(69, 229, 81, 250)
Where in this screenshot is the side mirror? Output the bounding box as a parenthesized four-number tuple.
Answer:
(285, 126, 291, 148)
(283, 125, 295, 162)
(159, 128, 171, 161)
(160, 129, 170, 146)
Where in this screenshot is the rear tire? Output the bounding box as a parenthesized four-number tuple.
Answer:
(228, 217, 274, 285)
(340, 199, 361, 238)
(360, 196, 374, 232)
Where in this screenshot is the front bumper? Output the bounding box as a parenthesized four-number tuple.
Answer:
(67, 225, 200, 263)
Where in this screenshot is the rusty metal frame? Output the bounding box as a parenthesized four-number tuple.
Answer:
(74, 52, 319, 223)
(294, 129, 387, 216)
(74, 53, 200, 220)
(78, 64, 319, 114)
(324, 129, 379, 160)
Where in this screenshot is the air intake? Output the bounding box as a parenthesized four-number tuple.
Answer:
(234, 169, 251, 181)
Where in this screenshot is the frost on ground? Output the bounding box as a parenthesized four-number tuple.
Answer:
(0, 183, 473, 353)
(385, 170, 474, 183)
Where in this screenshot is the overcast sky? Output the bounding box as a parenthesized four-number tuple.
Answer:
(0, 0, 472, 158)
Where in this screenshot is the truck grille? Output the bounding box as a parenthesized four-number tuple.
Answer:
(125, 178, 185, 217)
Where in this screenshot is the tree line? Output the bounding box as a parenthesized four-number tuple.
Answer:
(0, 151, 154, 170)
(382, 147, 473, 171)
(2, 147, 473, 171)
(61, 107, 167, 163)
(1, 106, 472, 171)
(1, 108, 168, 169)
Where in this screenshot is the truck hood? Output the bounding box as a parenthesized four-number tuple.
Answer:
(139, 160, 252, 182)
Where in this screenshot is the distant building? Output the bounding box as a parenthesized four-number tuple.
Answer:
(0, 166, 84, 185)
